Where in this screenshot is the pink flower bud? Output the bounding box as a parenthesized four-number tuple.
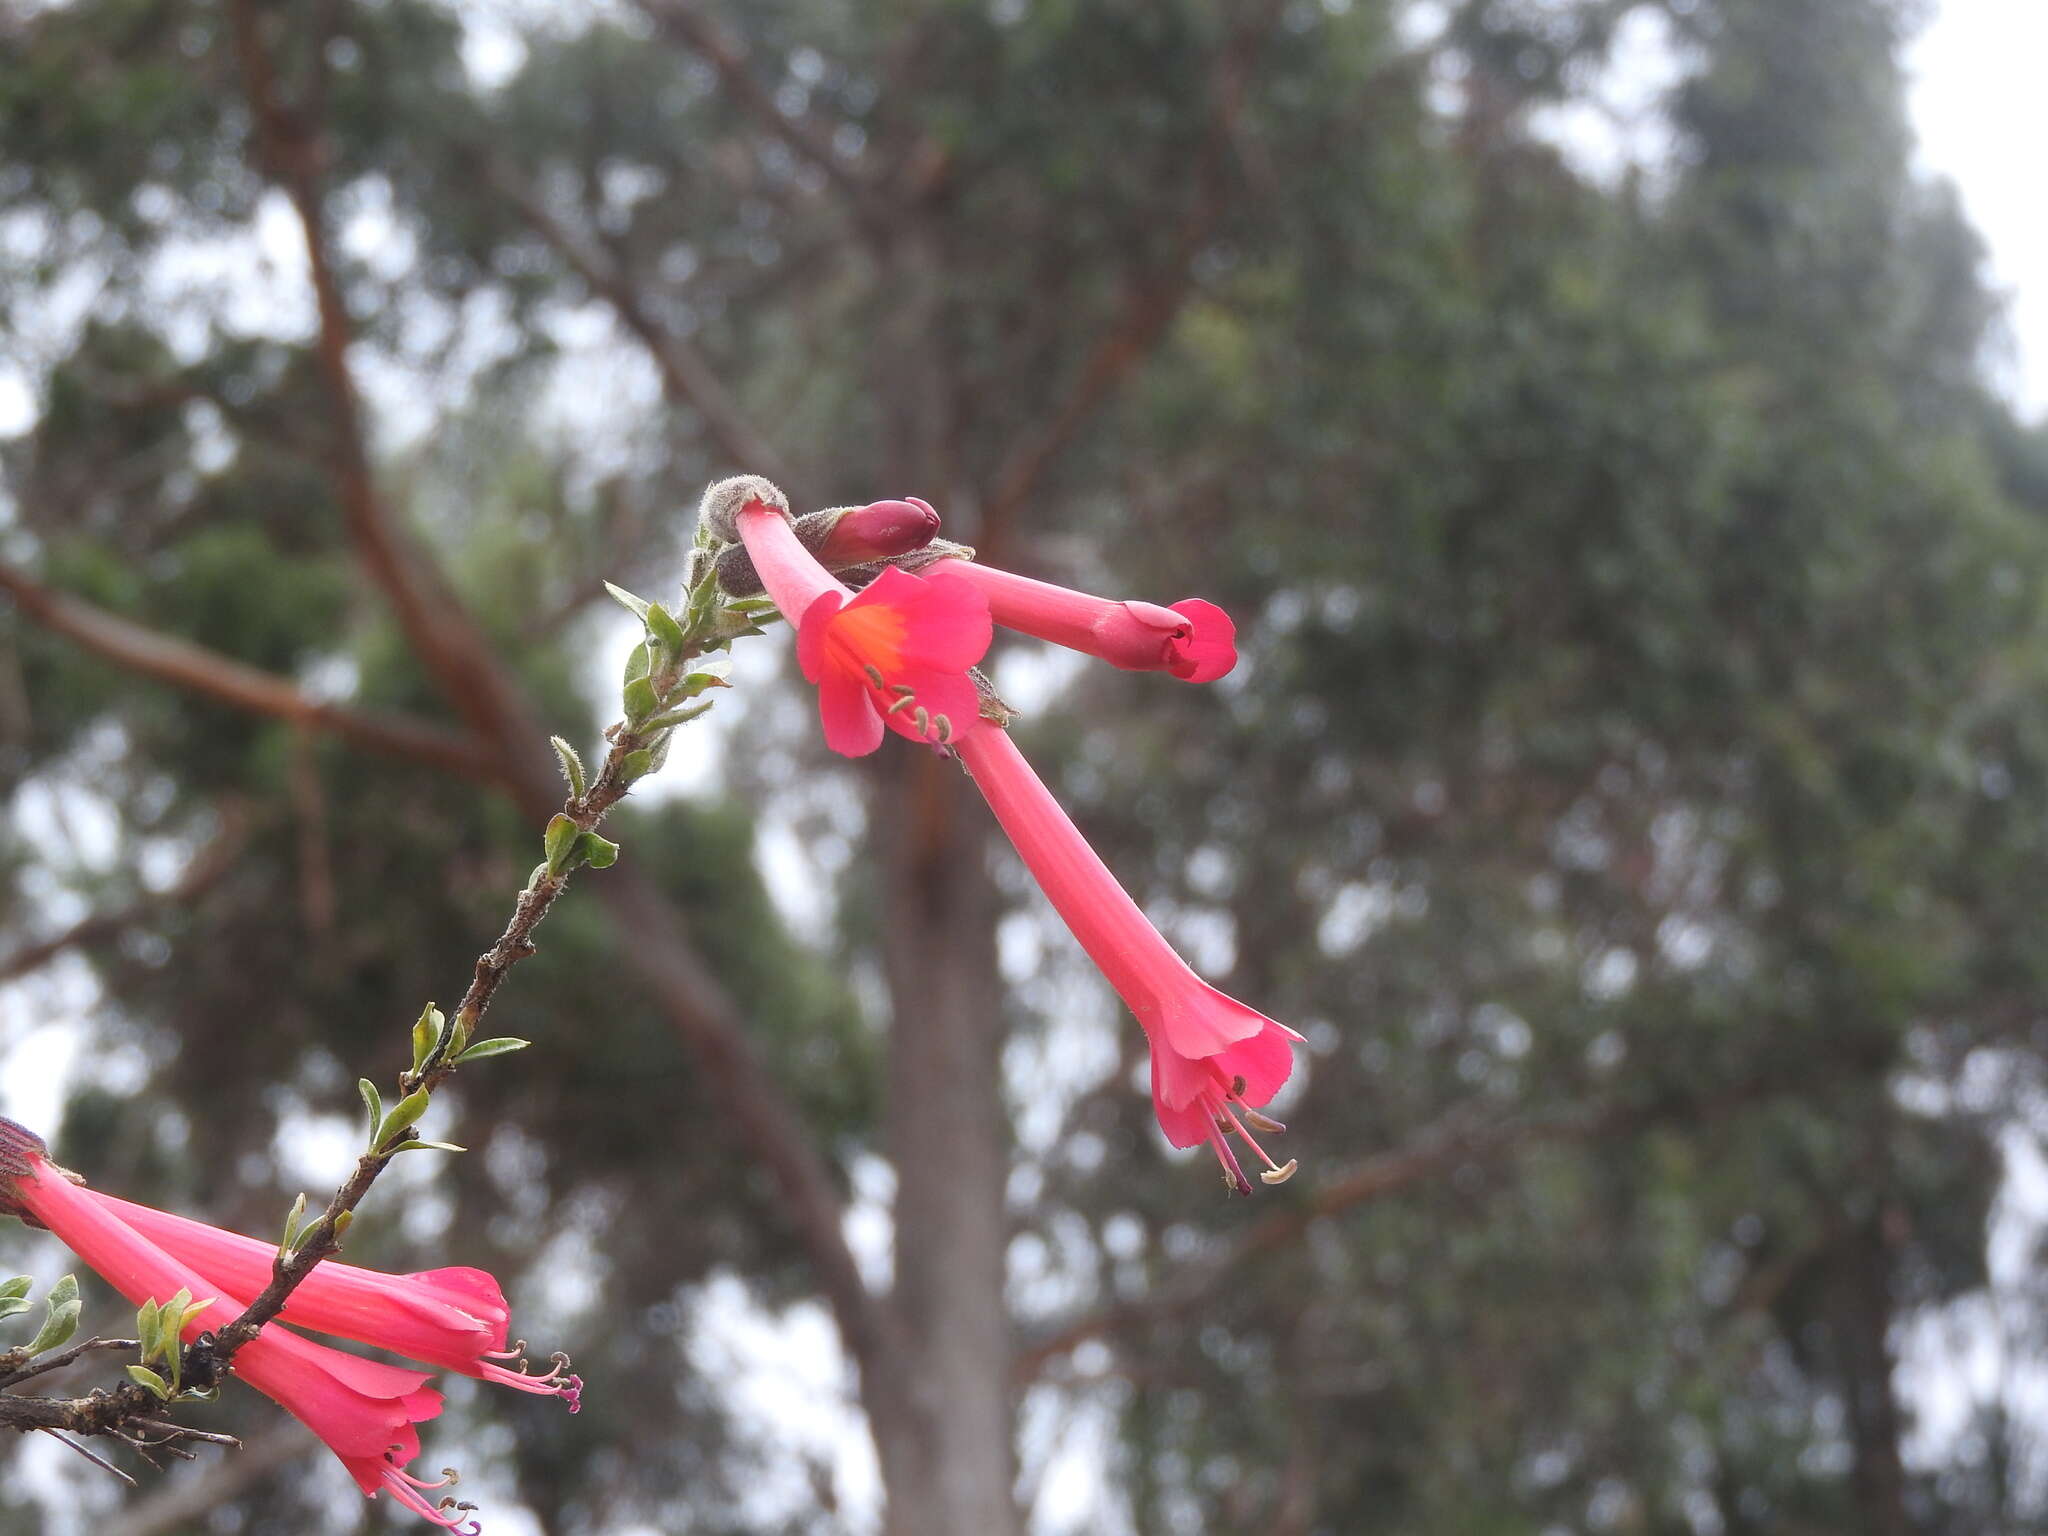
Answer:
(810, 496, 942, 566)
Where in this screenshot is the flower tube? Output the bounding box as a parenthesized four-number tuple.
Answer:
(936, 559, 1237, 682)
(954, 729, 1301, 1193)
(0, 1122, 478, 1530)
(82, 1190, 578, 1409)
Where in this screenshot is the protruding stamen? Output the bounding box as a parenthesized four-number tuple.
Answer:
(912, 706, 930, 735)
(1219, 1103, 1294, 1184)
(1207, 1123, 1253, 1196)
(892, 683, 917, 696)
(863, 664, 886, 686)
(1230, 1075, 1248, 1097)
(1239, 1106, 1286, 1135)
(886, 693, 916, 715)
(934, 714, 953, 743)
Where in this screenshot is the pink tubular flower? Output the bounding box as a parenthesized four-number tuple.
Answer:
(735, 496, 992, 757)
(81, 1190, 580, 1410)
(0, 1130, 478, 1530)
(936, 559, 1237, 682)
(955, 728, 1302, 1194)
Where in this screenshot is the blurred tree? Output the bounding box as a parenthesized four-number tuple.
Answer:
(4, 0, 2047, 1532)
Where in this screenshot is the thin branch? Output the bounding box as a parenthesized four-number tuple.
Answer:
(105, 1424, 314, 1536)
(229, 0, 556, 783)
(979, 0, 1287, 548)
(478, 151, 798, 491)
(634, 0, 880, 219)
(226, 0, 906, 1425)
(0, 562, 499, 787)
(41, 1428, 137, 1486)
(0, 807, 251, 986)
(1013, 1103, 1596, 1379)
(0, 1337, 139, 1391)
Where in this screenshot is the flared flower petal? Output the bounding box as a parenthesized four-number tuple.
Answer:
(1163, 599, 1237, 682)
(0, 1140, 478, 1527)
(791, 565, 992, 755)
(75, 1191, 579, 1410)
(957, 729, 1304, 1192)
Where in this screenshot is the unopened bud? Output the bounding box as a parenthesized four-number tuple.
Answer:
(697, 474, 789, 543)
(809, 497, 941, 566)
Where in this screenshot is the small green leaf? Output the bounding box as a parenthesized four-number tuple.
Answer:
(178, 1296, 215, 1334)
(358, 1079, 383, 1145)
(410, 1004, 444, 1074)
(688, 569, 724, 622)
(641, 700, 715, 732)
(126, 1364, 172, 1399)
(390, 1139, 467, 1154)
(0, 1276, 32, 1323)
(618, 748, 656, 784)
(622, 675, 660, 723)
(375, 1086, 432, 1150)
(622, 640, 652, 687)
(644, 600, 688, 657)
(576, 832, 619, 870)
(454, 1037, 531, 1063)
(543, 813, 580, 874)
(549, 735, 589, 801)
(280, 1193, 309, 1256)
(26, 1276, 81, 1356)
(603, 580, 651, 620)
(682, 657, 733, 692)
(134, 1298, 163, 1361)
(332, 1210, 354, 1241)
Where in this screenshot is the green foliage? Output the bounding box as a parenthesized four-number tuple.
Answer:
(2, 0, 2043, 1529)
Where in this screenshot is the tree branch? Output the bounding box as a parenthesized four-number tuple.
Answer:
(225, 0, 907, 1429)
(0, 805, 251, 985)
(979, 0, 1287, 548)
(477, 151, 799, 491)
(229, 0, 557, 788)
(0, 562, 500, 786)
(634, 0, 880, 221)
(1013, 1103, 1598, 1379)
(106, 1423, 315, 1536)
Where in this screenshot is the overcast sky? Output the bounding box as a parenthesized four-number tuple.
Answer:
(1909, 0, 2047, 418)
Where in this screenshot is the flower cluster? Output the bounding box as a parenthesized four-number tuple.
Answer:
(1, 1118, 575, 1531)
(697, 477, 1302, 1194)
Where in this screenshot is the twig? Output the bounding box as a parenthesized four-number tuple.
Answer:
(106, 1424, 313, 1536)
(0, 1337, 140, 1390)
(41, 1428, 137, 1487)
(189, 671, 686, 1371)
(979, 0, 1287, 550)
(478, 151, 799, 491)
(0, 807, 250, 985)
(226, 0, 907, 1431)
(634, 0, 881, 221)
(1013, 1103, 1595, 1379)
(0, 563, 499, 788)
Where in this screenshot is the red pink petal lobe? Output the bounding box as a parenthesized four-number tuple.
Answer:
(796, 567, 992, 756)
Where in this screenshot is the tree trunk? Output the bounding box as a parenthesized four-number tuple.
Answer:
(873, 749, 1018, 1536)
(866, 210, 1020, 1536)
